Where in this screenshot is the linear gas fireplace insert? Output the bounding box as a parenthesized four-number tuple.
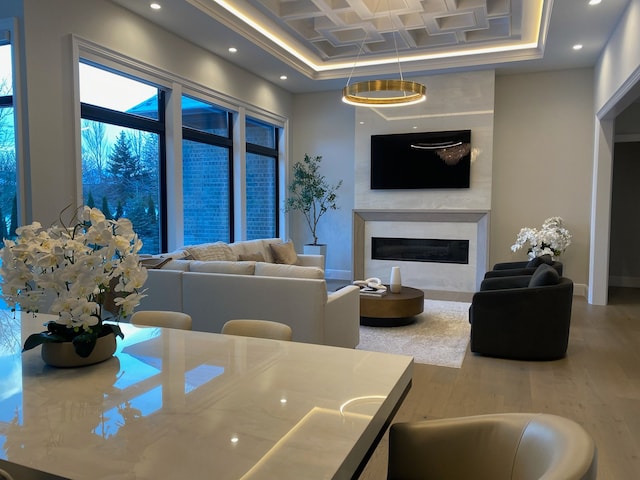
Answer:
(372, 237, 469, 264)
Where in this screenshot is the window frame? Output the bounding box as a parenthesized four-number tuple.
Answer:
(245, 119, 280, 238)
(74, 37, 288, 252)
(79, 76, 168, 251)
(182, 107, 235, 243)
(0, 19, 23, 231)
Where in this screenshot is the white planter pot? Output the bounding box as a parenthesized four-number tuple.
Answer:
(303, 244, 327, 271)
(303, 244, 327, 257)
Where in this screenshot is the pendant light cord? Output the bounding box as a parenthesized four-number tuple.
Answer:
(341, 0, 426, 107)
(387, 0, 405, 84)
(346, 0, 383, 87)
(345, 30, 368, 87)
(345, 0, 405, 86)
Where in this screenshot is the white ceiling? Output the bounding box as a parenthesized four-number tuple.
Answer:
(109, 0, 630, 94)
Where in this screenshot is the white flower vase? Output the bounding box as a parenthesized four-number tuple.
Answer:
(390, 266, 402, 293)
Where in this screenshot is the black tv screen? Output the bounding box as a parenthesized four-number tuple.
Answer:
(371, 130, 471, 189)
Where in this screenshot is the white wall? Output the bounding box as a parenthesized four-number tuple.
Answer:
(290, 91, 355, 278)
(10, 0, 293, 227)
(291, 71, 494, 281)
(6, 0, 637, 297)
(590, 0, 640, 304)
(492, 69, 595, 289)
(353, 70, 494, 211)
(595, 0, 640, 116)
(294, 69, 595, 289)
(350, 70, 494, 293)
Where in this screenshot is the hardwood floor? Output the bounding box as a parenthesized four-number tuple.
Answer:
(357, 287, 640, 479)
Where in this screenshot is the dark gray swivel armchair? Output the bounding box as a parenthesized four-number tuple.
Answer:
(470, 264, 573, 360)
(484, 254, 563, 278)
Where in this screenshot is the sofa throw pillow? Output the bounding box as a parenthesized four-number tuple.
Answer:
(185, 242, 237, 261)
(528, 264, 560, 287)
(238, 252, 265, 262)
(255, 262, 324, 279)
(270, 241, 298, 265)
(190, 260, 256, 275)
(526, 254, 553, 268)
(229, 239, 274, 263)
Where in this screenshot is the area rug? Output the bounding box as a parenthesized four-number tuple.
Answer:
(356, 299, 471, 368)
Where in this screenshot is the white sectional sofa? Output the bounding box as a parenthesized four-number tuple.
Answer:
(136, 238, 360, 348)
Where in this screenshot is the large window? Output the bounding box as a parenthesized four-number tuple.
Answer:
(79, 63, 164, 254)
(0, 41, 16, 242)
(78, 54, 285, 253)
(245, 117, 278, 240)
(182, 96, 233, 245)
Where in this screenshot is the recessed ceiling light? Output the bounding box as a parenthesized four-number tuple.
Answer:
(228, 47, 237, 53)
(150, 3, 161, 10)
(573, 44, 583, 50)
(279, 75, 287, 80)
(588, 0, 602, 5)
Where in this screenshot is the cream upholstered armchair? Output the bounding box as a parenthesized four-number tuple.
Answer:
(388, 413, 597, 480)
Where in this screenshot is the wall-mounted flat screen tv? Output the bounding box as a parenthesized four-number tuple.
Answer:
(371, 130, 471, 189)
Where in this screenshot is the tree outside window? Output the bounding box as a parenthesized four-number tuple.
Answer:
(0, 43, 16, 243)
(79, 63, 162, 254)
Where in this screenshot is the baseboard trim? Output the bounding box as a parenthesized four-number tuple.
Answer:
(573, 283, 588, 298)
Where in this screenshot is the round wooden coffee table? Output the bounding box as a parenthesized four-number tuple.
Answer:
(360, 285, 425, 327)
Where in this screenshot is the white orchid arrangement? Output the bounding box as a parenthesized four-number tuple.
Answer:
(511, 216, 572, 260)
(0, 206, 147, 357)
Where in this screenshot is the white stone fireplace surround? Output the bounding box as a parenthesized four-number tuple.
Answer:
(352, 71, 495, 299)
(353, 210, 489, 297)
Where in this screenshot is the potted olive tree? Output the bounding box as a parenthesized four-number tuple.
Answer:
(286, 153, 342, 257)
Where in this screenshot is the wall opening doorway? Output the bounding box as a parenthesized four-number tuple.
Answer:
(609, 141, 640, 288)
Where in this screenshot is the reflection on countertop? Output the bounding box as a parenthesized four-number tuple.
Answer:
(0, 310, 412, 480)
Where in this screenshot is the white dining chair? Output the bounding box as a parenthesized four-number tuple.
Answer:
(221, 319, 292, 341)
(130, 310, 193, 331)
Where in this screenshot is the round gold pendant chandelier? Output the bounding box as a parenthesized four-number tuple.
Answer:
(342, 79, 426, 107)
(341, 0, 426, 108)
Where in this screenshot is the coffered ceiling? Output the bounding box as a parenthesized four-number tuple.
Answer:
(110, 0, 630, 93)
(206, 0, 544, 75)
(259, 0, 520, 60)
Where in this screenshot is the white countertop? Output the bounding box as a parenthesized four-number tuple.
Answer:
(0, 311, 412, 480)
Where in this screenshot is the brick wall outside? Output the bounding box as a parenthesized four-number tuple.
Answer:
(182, 125, 276, 245)
(183, 141, 230, 245)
